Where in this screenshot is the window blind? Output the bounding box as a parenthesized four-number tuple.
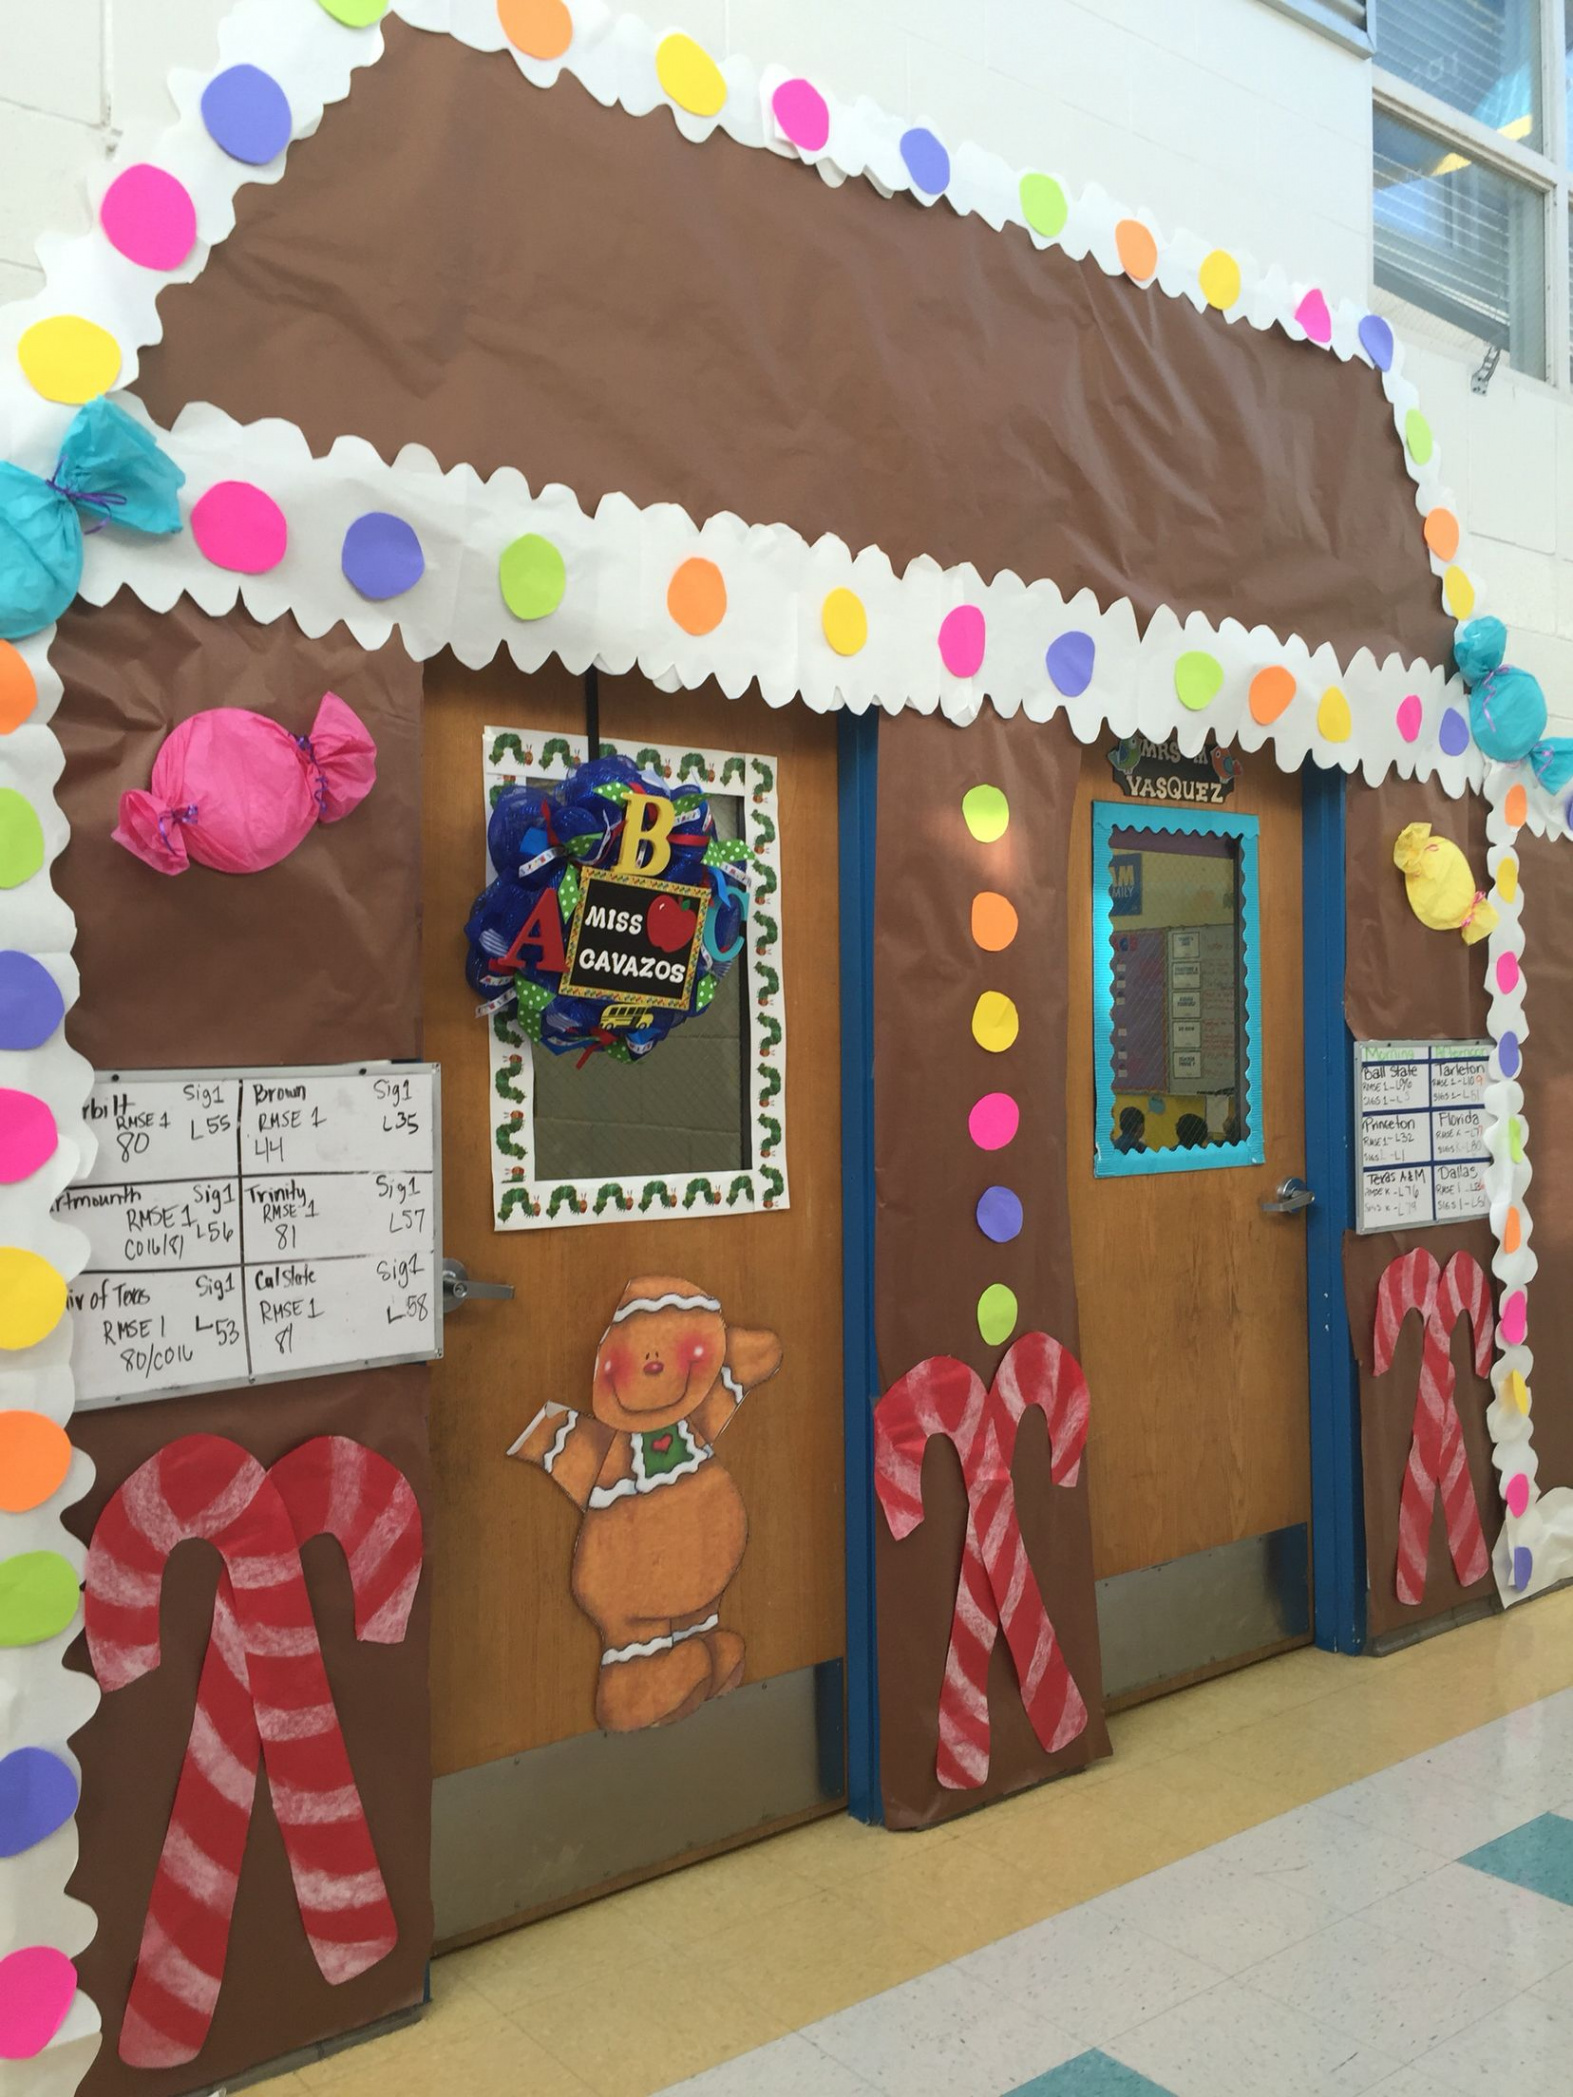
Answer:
(1260, 0, 1371, 52)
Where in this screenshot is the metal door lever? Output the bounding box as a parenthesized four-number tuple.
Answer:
(1259, 1177, 1315, 1214)
(442, 1257, 515, 1307)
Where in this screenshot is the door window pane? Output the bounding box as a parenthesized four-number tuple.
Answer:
(1374, 107, 1547, 377)
(1373, 0, 1541, 149)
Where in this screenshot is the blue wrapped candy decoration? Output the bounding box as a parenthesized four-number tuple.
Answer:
(1470, 665, 1573, 793)
(1453, 616, 1507, 688)
(464, 753, 750, 1062)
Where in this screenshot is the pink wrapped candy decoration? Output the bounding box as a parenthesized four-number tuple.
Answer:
(113, 693, 376, 876)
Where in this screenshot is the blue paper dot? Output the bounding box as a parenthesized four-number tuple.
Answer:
(341, 512, 425, 601)
(0, 1746, 78, 1858)
(1513, 1544, 1533, 1591)
(1045, 630, 1096, 699)
(976, 1185, 1023, 1244)
(0, 951, 63, 1050)
(900, 126, 950, 196)
(1499, 1030, 1521, 1078)
(1358, 313, 1394, 371)
(201, 64, 293, 167)
(1439, 707, 1471, 758)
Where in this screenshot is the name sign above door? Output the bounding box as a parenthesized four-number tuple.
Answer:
(1106, 734, 1239, 805)
(1353, 1040, 1491, 1234)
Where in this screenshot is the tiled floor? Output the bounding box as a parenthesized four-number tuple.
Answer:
(279, 1587, 1573, 2097)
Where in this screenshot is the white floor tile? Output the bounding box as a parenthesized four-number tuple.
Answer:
(1324, 1758, 1533, 1858)
(1241, 1911, 1517, 2064)
(1364, 2071, 1474, 2096)
(659, 2033, 879, 2095)
(1108, 1979, 1404, 2096)
(1209, 1798, 1442, 1913)
(1528, 1957, 1573, 2010)
(1408, 1990, 1573, 2095)
(1091, 1849, 1345, 1975)
(800, 1963, 1081, 2097)
(1361, 1860, 1573, 1988)
(1419, 1693, 1573, 1816)
(953, 1902, 1225, 2046)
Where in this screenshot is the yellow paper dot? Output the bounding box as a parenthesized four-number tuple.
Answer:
(1498, 856, 1519, 904)
(972, 991, 1019, 1054)
(0, 1248, 67, 1351)
(821, 587, 867, 657)
(977, 1284, 1018, 1347)
(1405, 410, 1434, 465)
(656, 32, 726, 117)
(1317, 685, 1352, 742)
(1506, 1369, 1529, 1414)
(961, 784, 1009, 844)
(18, 315, 120, 405)
(1444, 566, 1475, 619)
(1199, 250, 1241, 310)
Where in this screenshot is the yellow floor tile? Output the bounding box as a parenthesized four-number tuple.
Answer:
(704, 1884, 944, 2029)
(764, 1806, 956, 1888)
(1088, 1748, 1312, 1849)
(515, 1950, 791, 2096)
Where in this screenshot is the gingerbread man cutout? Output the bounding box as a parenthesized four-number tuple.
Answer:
(509, 1275, 783, 1732)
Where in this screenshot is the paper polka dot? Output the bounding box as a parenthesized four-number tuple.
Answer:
(0, 1551, 78, 1646)
(1318, 686, 1352, 743)
(1512, 1544, 1533, 1591)
(1498, 1030, 1521, 1079)
(0, 794, 44, 890)
(1396, 694, 1423, 744)
(1249, 666, 1295, 726)
(0, 1747, 78, 1857)
(1509, 1117, 1524, 1163)
(1438, 708, 1470, 758)
(1505, 1366, 1528, 1411)
(1496, 952, 1520, 996)
(971, 892, 1018, 952)
(191, 481, 287, 574)
(939, 605, 986, 678)
(1116, 220, 1157, 281)
(1498, 856, 1518, 904)
(1046, 630, 1095, 698)
(0, 643, 36, 735)
(976, 1187, 1023, 1245)
(900, 126, 950, 195)
(1019, 173, 1067, 239)
(977, 1284, 1018, 1347)
(1504, 783, 1528, 829)
(342, 512, 424, 601)
(0, 1945, 76, 2059)
(0, 955, 61, 1050)
(1199, 250, 1241, 310)
(821, 587, 867, 656)
(1405, 410, 1433, 465)
(961, 784, 1009, 844)
(499, 532, 566, 620)
(1443, 566, 1474, 619)
(1424, 508, 1460, 562)
(667, 556, 726, 636)
(0, 1413, 70, 1515)
(1505, 1471, 1530, 1518)
(316, 0, 387, 23)
(1295, 288, 1332, 343)
(17, 316, 120, 405)
(1501, 1290, 1527, 1347)
(100, 164, 196, 272)
(772, 76, 829, 152)
(0, 1092, 57, 1186)
(201, 64, 293, 164)
(498, 0, 573, 60)
(656, 33, 726, 117)
(1359, 313, 1395, 370)
(0, 1250, 67, 1351)
(1504, 1207, 1522, 1254)
(1175, 651, 1223, 711)
(972, 991, 1019, 1054)
(969, 1093, 1019, 1151)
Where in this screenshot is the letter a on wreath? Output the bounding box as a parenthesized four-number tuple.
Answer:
(508, 1276, 782, 1732)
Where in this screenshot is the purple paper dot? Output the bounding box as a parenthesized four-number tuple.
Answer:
(0, 1747, 77, 1859)
(976, 1185, 1023, 1244)
(201, 64, 293, 166)
(1499, 1030, 1521, 1078)
(1513, 1544, 1533, 1591)
(1439, 707, 1471, 757)
(1358, 313, 1394, 371)
(900, 126, 950, 196)
(341, 512, 424, 601)
(0, 952, 63, 1050)
(1045, 630, 1096, 699)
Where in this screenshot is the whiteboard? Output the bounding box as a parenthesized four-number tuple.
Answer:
(57, 1064, 442, 1408)
(1353, 1040, 1491, 1235)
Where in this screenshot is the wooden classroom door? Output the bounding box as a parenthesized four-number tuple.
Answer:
(420, 655, 845, 1936)
(1067, 738, 1311, 1700)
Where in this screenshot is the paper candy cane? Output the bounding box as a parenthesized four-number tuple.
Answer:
(874, 1332, 1090, 1789)
(1374, 1250, 1494, 1606)
(85, 1434, 422, 2068)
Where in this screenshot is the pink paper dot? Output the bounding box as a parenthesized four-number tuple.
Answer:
(100, 164, 197, 272)
(772, 76, 829, 153)
(1505, 1472, 1530, 1518)
(0, 1088, 58, 1185)
(1295, 288, 1332, 343)
(1501, 1291, 1528, 1348)
(1396, 694, 1423, 744)
(0, 1946, 76, 2060)
(1496, 952, 1520, 996)
(191, 481, 287, 575)
(968, 1091, 1019, 1151)
(939, 605, 986, 678)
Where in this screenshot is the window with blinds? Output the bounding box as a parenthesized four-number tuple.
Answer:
(1264, 0, 1371, 50)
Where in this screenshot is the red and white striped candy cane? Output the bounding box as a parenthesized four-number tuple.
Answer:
(1374, 1250, 1493, 1605)
(874, 1335, 1091, 1789)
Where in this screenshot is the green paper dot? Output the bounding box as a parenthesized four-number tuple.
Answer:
(1405, 410, 1433, 465)
(962, 784, 1010, 844)
(1020, 172, 1068, 240)
(0, 1549, 78, 1646)
(1175, 651, 1224, 711)
(0, 790, 44, 889)
(316, 0, 387, 22)
(499, 533, 567, 620)
(978, 1283, 1018, 1347)
(1510, 1116, 1524, 1163)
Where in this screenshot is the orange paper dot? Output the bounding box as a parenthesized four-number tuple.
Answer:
(1505, 783, 1528, 830)
(497, 0, 572, 58)
(667, 557, 726, 636)
(1116, 220, 1157, 281)
(971, 892, 1019, 952)
(1504, 1207, 1522, 1254)
(0, 643, 36, 734)
(1249, 665, 1295, 725)
(1424, 508, 1460, 562)
(0, 1411, 71, 1513)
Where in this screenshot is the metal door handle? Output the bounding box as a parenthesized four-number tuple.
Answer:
(442, 1257, 515, 1307)
(1259, 1177, 1315, 1215)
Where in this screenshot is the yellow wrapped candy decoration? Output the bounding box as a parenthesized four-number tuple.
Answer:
(1393, 822, 1498, 945)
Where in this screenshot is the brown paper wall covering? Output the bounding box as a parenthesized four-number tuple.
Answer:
(136, 23, 1448, 674)
(873, 707, 1109, 1829)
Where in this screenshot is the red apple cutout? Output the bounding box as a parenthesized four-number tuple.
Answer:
(647, 895, 697, 952)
